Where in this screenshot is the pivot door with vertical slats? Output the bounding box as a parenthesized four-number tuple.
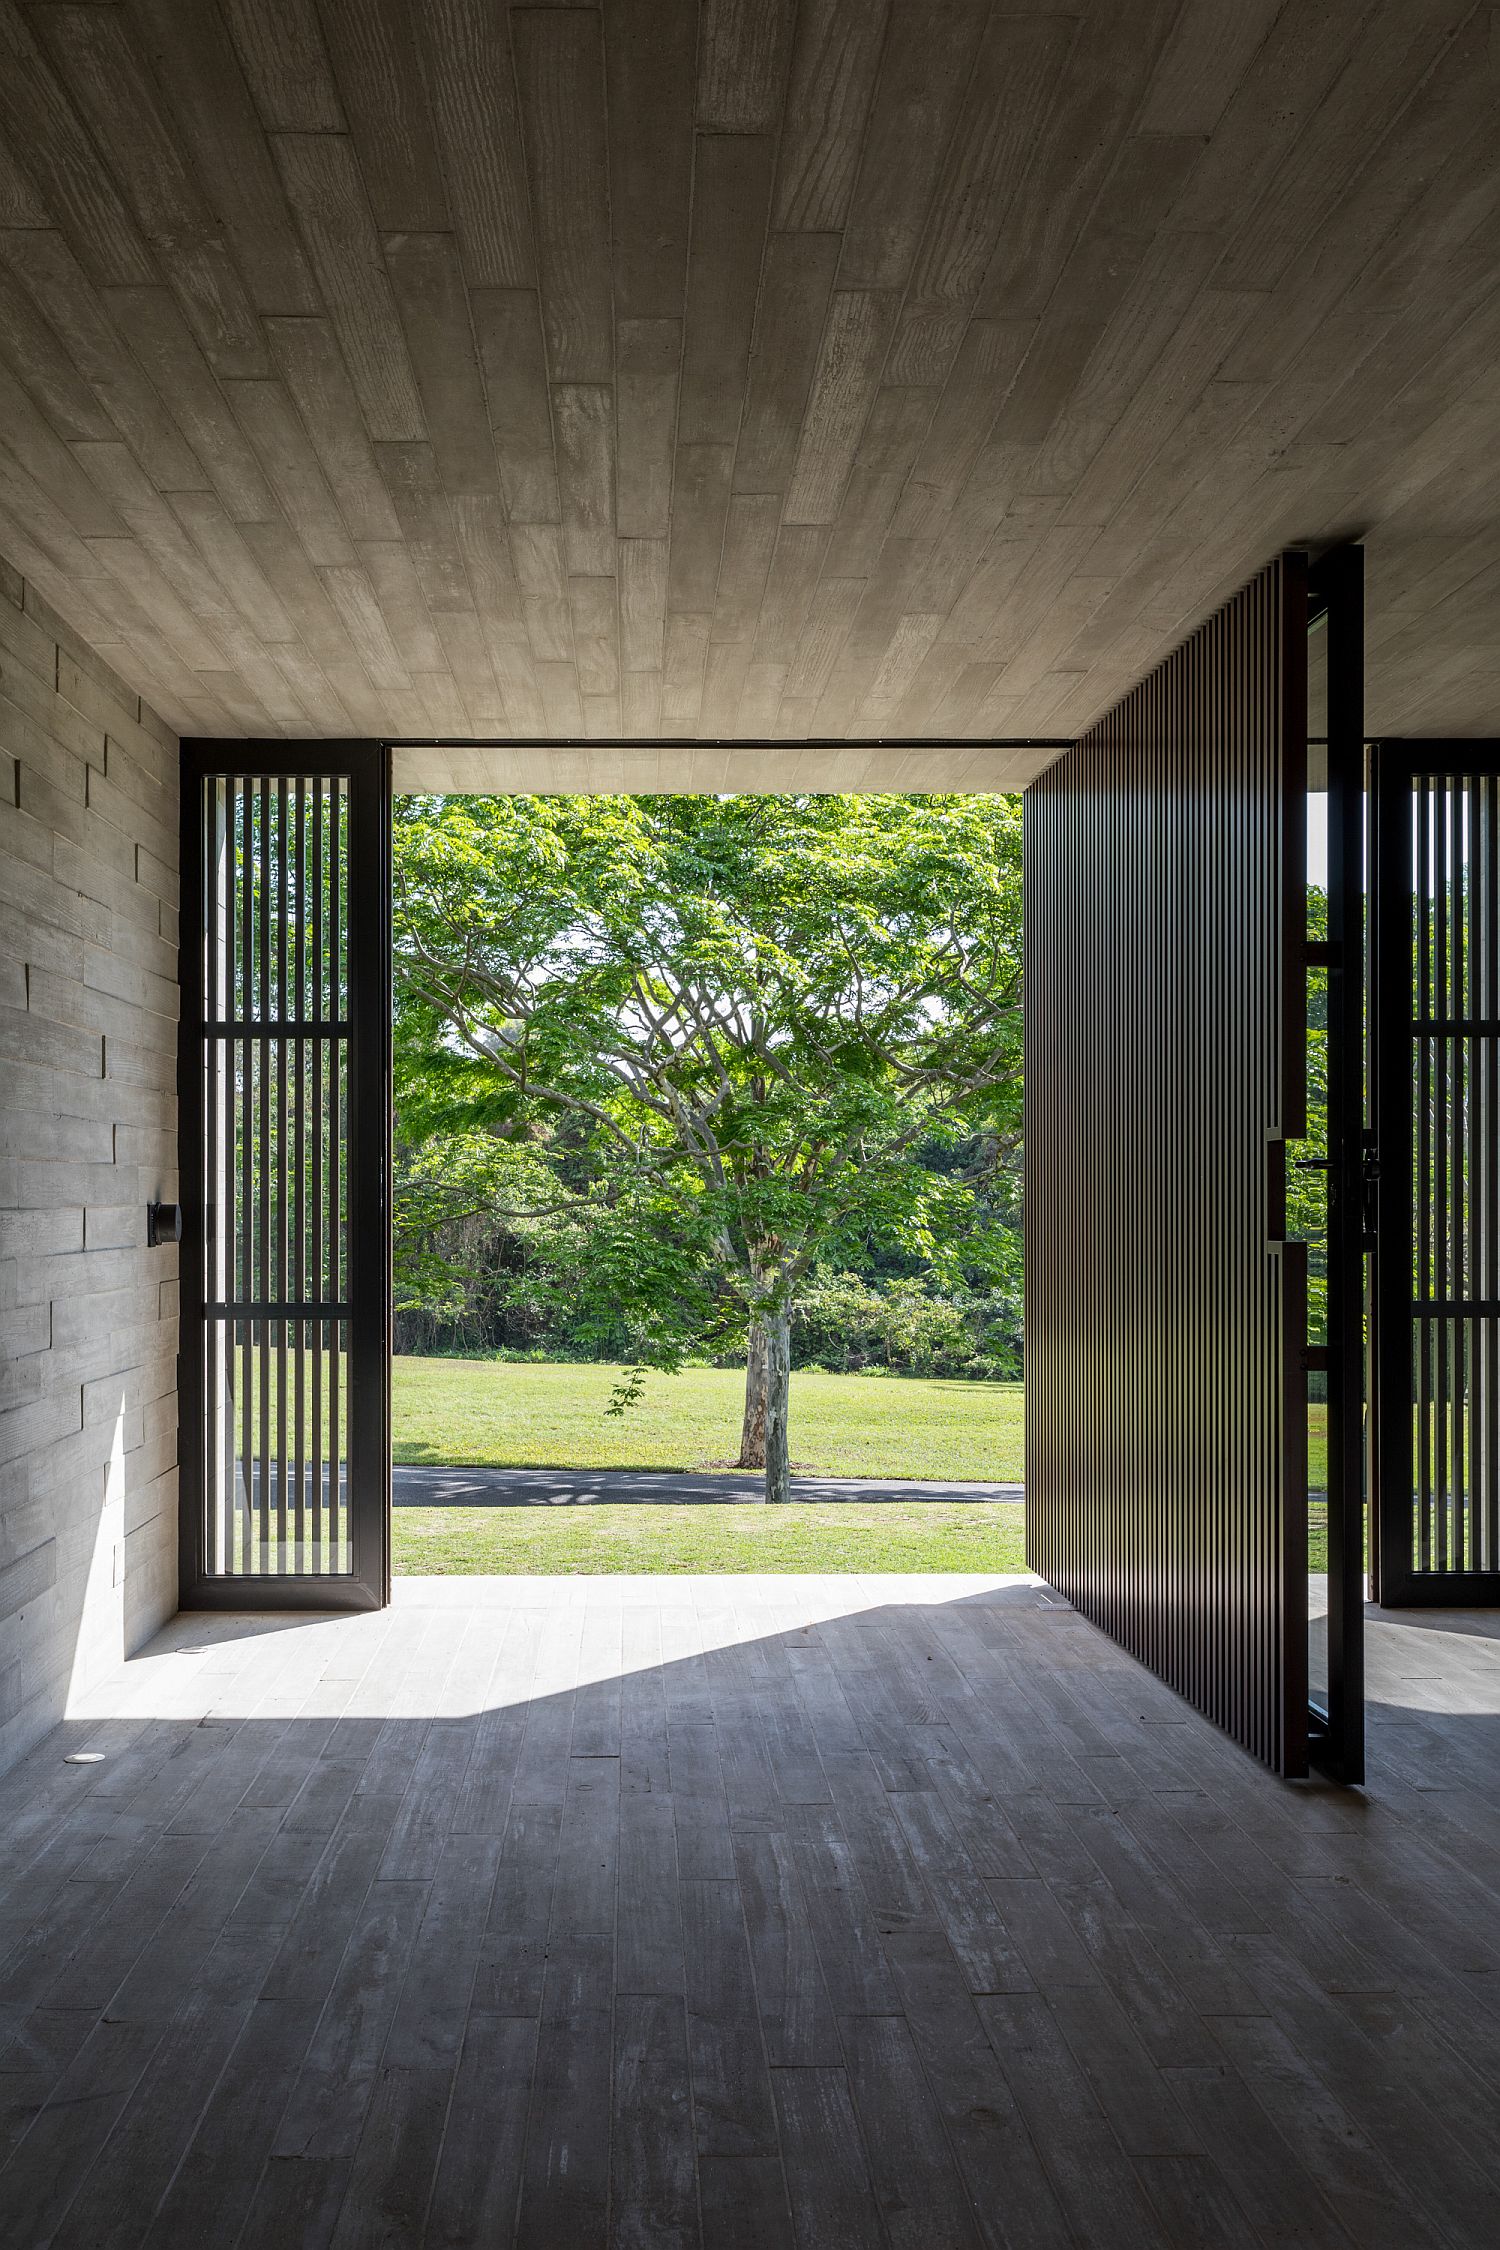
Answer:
(1025, 555, 1316, 1776)
(180, 744, 390, 1610)
(1027, 548, 1372, 1780)
(1375, 744, 1500, 1605)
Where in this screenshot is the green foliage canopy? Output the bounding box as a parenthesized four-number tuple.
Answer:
(392, 791, 1024, 1378)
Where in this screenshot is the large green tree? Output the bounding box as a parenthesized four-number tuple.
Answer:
(392, 792, 1023, 1501)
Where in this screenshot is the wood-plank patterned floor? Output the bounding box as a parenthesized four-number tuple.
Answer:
(3, 1573, 1500, 2250)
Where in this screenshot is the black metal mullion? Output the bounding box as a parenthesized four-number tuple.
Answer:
(294, 783, 307, 1569)
(1478, 779, 1490, 1567)
(207, 783, 225, 1575)
(347, 749, 392, 1604)
(1483, 776, 1496, 1570)
(1487, 774, 1500, 1571)
(1439, 774, 1448, 1566)
(1456, 779, 1470, 1571)
(1374, 749, 1409, 1601)
(312, 777, 325, 1570)
(1443, 780, 1458, 1569)
(177, 766, 208, 1603)
(258, 776, 272, 1572)
(1373, 742, 1500, 1610)
(1460, 781, 1472, 1566)
(1430, 783, 1439, 1575)
(240, 779, 254, 1575)
(1460, 774, 1483, 1571)
(330, 780, 343, 1563)
(223, 786, 237, 1573)
(275, 775, 289, 1568)
(1312, 540, 1363, 1781)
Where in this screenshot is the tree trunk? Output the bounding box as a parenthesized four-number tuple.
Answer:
(764, 1304, 791, 1505)
(738, 1318, 768, 1469)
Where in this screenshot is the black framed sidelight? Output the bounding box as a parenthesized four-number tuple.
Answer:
(1302, 544, 1366, 1781)
(179, 742, 391, 1610)
(1373, 738, 1500, 1607)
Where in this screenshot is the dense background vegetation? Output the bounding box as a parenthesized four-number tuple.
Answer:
(392, 1142, 1024, 1380)
(391, 794, 1026, 1420)
(390, 795, 1327, 1393)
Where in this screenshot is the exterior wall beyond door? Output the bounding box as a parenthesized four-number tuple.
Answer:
(0, 559, 179, 1774)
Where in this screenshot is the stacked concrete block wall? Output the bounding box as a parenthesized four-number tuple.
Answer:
(0, 556, 179, 1775)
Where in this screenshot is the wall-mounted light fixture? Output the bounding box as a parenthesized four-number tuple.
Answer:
(146, 1202, 182, 1248)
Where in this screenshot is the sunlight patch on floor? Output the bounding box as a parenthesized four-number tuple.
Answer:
(52, 1573, 1050, 1728)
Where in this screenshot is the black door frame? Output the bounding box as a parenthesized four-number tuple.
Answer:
(1307, 544, 1366, 1782)
(170, 731, 1064, 1619)
(178, 740, 391, 1611)
(170, 701, 1390, 1763)
(1372, 736, 1500, 1608)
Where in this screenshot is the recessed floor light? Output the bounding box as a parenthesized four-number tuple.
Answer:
(64, 1752, 106, 1764)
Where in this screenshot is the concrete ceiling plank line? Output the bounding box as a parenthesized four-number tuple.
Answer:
(270, 132, 427, 443)
(471, 287, 563, 529)
(511, 7, 613, 390)
(604, 0, 697, 326)
(678, 134, 776, 452)
(0, 267, 113, 445)
(0, 0, 156, 288)
(316, 0, 452, 236)
(734, 231, 843, 498)
(382, 232, 503, 503)
(27, 4, 269, 378)
(0, 232, 208, 493)
(417, 0, 535, 292)
(510, 521, 573, 670)
(107, 289, 283, 526)
(615, 318, 681, 544)
(357, 539, 446, 678)
(218, 0, 344, 135)
(262, 316, 406, 545)
(773, 0, 891, 235)
(122, 0, 323, 316)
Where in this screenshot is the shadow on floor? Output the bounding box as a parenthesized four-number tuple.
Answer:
(3, 1581, 1500, 2247)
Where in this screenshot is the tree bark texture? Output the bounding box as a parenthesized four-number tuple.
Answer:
(739, 1318, 767, 1469)
(764, 1305, 792, 1504)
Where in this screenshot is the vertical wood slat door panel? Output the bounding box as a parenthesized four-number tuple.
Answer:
(1024, 555, 1309, 1775)
(1375, 741, 1500, 1607)
(180, 741, 390, 1611)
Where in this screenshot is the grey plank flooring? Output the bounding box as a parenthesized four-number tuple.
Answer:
(2, 1576, 1500, 2248)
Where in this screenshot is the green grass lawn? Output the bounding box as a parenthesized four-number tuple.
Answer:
(392, 1499, 1332, 1576)
(389, 1355, 1331, 1575)
(392, 1356, 1025, 1482)
(393, 1499, 1031, 1575)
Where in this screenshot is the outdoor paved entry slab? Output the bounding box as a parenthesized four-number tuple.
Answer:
(392, 1464, 1024, 1506)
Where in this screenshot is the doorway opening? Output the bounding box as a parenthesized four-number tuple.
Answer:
(387, 786, 1030, 1583)
(178, 552, 1500, 1784)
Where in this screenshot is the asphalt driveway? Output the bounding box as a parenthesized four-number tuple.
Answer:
(392, 1465, 1023, 1507)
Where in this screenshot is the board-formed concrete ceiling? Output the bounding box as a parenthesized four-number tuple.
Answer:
(0, 1, 1497, 785)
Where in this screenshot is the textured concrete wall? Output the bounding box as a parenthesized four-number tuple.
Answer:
(0, 556, 179, 1775)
